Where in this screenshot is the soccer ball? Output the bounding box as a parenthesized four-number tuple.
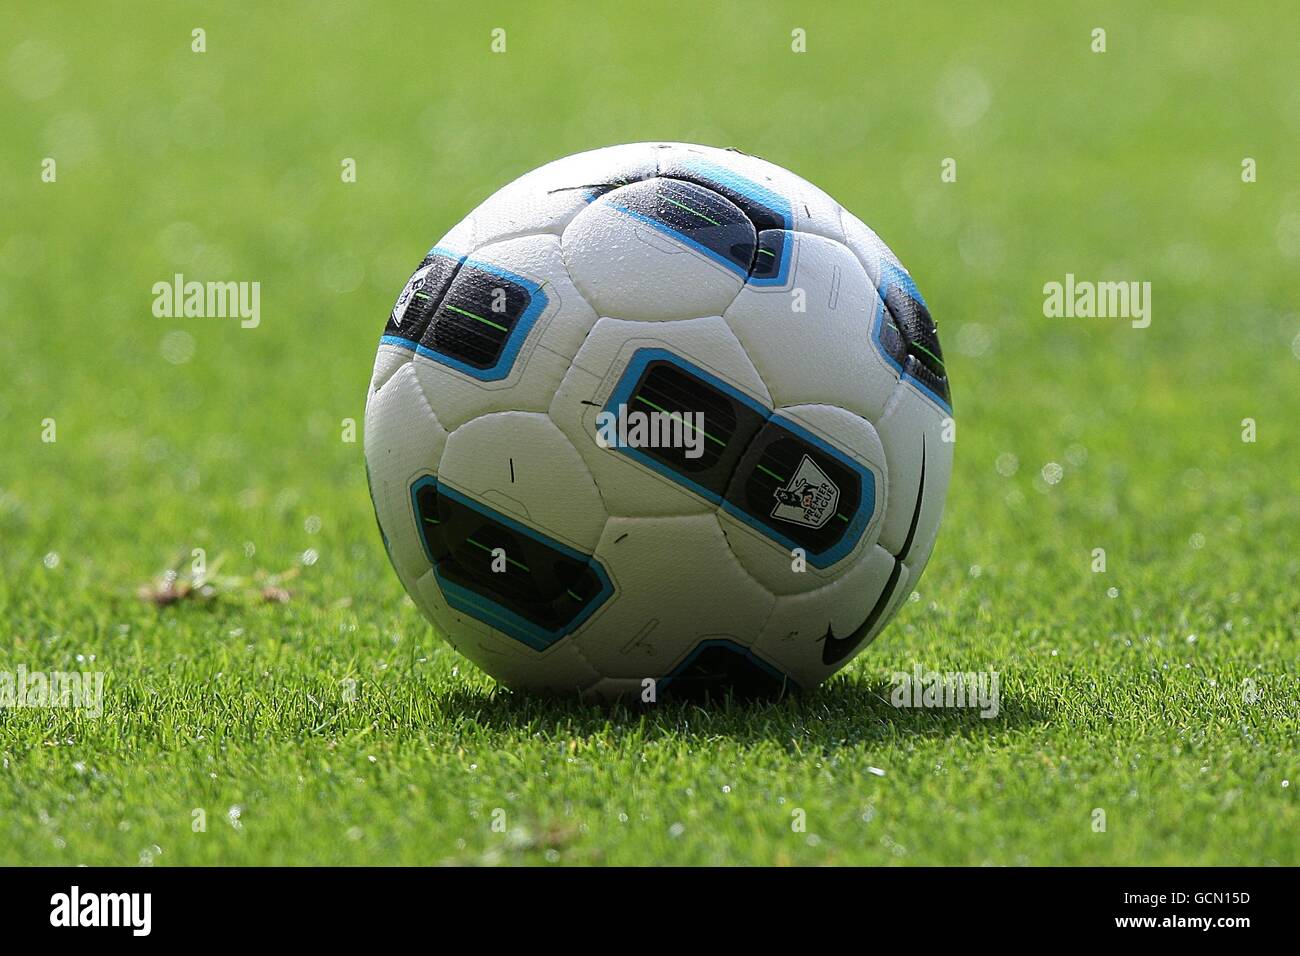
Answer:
(364, 143, 952, 699)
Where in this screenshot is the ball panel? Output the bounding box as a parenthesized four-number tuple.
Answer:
(438, 411, 608, 553)
(751, 542, 899, 687)
(841, 207, 953, 413)
(838, 207, 902, 289)
(562, 178, 748, 320)
(573, 514, 775, 679)
(467, 143, 659, 247)
(581, 649, 797, 701)
(371, 217, 482, 395)
(412, 569, 601, 693)
(400, 233, 597, 432)
(873, 382, 953, 564)
(369, 343, 410, 395)
(549, 315, 771, 517)
(654, 143, 847, 247)
(410, 476, 614, 658)
(363, 362, 449, 586)
(432, 215, 478, 259)
(723, 231, 898, 422)
(717, 402, 887, 594)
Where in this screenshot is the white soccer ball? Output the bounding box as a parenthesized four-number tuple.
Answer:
(364, 143, 953, 699)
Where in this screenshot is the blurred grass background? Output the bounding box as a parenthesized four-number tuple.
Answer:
(0, 0, 1296, 864)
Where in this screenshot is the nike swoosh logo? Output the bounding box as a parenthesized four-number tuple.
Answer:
(821, 561, 903, 666)
(897, 438, 926, 562)
(821, 439, 926, 666)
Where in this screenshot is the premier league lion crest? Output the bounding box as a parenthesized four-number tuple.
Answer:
(389, 263, 433, 327)
(770, 454, 840, 530)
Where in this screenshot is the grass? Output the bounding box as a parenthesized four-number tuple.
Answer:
(1, 0, 1297, 865)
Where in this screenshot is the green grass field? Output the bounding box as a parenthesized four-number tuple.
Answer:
(2, 1, 1297, 865)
